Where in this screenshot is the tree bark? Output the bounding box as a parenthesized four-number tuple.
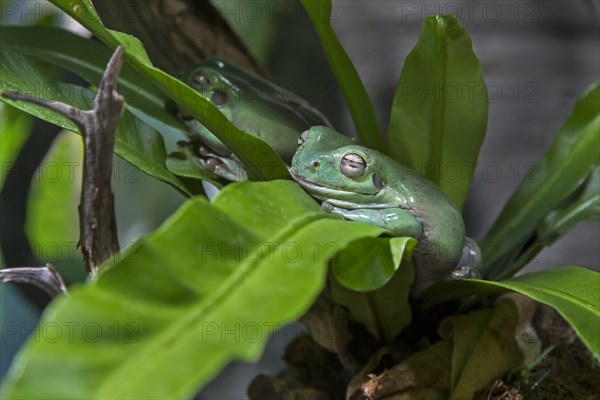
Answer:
(92, 0, 267, 77)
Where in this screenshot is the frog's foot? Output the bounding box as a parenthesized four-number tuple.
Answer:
(203, 156, 248, 182)
(166, 140, 247, 184)
(451, 266, 481, 280)
(321, 201, 335, 213)
(197, 146, 248, 182)
(451, 237, 482, 280)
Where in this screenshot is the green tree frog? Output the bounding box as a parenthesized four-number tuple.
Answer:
(290, 126, 481, 293)
(179, 59, 332, 181)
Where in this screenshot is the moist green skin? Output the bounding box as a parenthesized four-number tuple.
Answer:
(181, 59, 331, 164)
(290, 126, 476, 292)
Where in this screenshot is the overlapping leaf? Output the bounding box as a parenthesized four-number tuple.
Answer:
(330, 237, 416, 343)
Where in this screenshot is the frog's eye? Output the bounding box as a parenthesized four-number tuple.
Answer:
(341, 153, 367, 178)
(298, 130, 310, 146)
(210, 90, 228, 107)
(191, 72, 211, 91)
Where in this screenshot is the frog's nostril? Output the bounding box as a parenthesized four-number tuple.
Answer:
(313, 161, 320, 167)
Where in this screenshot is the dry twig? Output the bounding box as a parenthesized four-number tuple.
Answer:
(2, 46, 125, 275)
(0, 264, 67, 298)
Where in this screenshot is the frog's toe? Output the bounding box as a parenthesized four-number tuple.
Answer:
(451, 266, 481, 280)
(320, 201, 334, 212)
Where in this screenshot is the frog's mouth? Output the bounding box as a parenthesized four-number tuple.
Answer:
(290, 172, 394, 209)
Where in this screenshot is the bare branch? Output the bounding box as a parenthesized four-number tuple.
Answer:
(78, 46, 124, 274)
(2, 47, 125, 275)
(0, 264, 67, 298)
(1, 92, 85, 124)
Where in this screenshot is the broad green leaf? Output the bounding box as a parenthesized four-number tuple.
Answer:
(300, 0, 385, 152)
(25, 131, 85, 282)
(1, 181, 387, 399)
(0, 25, 187, 147)
(0, 51, 198, 196)
(331, 236, 416, 291)
(387, 15, 488, 210)
(421, 266, 600, 359)
(48, 0, 290, 181)
(331, 256, 415, 344)
(0, 104, 32, 191)
(481, 83, 600, 278)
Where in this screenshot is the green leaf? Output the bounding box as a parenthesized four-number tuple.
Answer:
(48, 0, 290, 182)
(496, 165, 600, 280)
(331, 256, 416, 344)
(538, 164, 600, 245)
(0, 104, 32, 191)
(300, 0, 385, 152)
(481, 83, 600, 278)
(25, 131, 85, 282)
(387, 15, 488, 210)
(421, 266, 600, 360)
(331, 236, 416, 291)
(115, 112, 205, 196)
(1, 181, 388, 399)
(0, 50, 198, 196)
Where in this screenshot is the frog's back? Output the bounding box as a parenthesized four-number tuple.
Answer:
(384, 159, 466, 272)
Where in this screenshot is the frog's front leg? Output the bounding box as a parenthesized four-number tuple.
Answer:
(321, 202, 422, 238)
(451, 237, 482, 280)
(197, 146, 248, 182)
(166, 141, 248, 184)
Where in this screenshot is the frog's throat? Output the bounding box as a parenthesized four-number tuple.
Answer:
(291, 173, 396, 209)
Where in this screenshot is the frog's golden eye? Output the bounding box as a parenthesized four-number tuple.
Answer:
(341, 153, 367, 178)
(191, 72, 211, 91)
(298, 130, 310, 146)
(210, 90, 228, 107)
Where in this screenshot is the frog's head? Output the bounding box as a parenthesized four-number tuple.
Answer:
(182, 59, 240, 122)
(178, 60, 244, 154)
(290, 126, 395, 208)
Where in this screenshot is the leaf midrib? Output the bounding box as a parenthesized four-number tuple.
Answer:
(427, 18, 448, 185)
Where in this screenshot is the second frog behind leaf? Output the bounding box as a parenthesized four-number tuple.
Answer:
(178, 58, 332, 181)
